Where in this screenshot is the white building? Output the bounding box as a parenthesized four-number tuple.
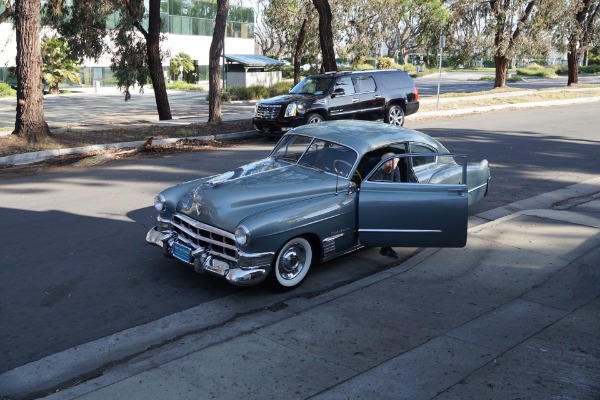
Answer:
(0, 0, 255, 86)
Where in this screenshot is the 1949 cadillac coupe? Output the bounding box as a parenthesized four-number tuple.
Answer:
(146, 120, 490, 290)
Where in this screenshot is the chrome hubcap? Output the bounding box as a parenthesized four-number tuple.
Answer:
(279, 244, 306, 280)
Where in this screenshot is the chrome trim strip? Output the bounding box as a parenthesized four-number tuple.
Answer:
(238, 249, 275, 259)
(174, 213, 235, 240)
(468, 182, 488, 193)
(359, 229, 442, 233)
(175, 223, 237, 251)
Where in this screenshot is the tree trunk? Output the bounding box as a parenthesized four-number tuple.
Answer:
(567, 48, 579, 86)
(13, 0, 51, 143)
(208, 0, 229, 124)
(147, 0, 171, 120)
(493, 54, 509, 88)
(293, 19, 308, 85)
(311, 0, 337, 73)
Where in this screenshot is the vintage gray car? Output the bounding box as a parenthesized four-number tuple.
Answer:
(146, 120, 490, 290)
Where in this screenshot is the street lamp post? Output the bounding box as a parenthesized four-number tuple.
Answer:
(436, 35, 445, 109)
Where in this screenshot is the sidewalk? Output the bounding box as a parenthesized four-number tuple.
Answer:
(1, 178, 598, 399)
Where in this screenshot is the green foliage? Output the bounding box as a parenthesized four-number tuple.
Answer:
(516, 64, 557, 78)
(395, 63, 416, 73)
(219, 82, 294, 102)
(110, 27, 150, 101)
(377, 57, 394, 69)
(353, 63, 376, 71)
(281, 65, 295, 79)
(41, 36, 81, 94)
(0, 82, 16, 97)
(554, 65, 600, 75)
(480, 75, 523, 82)
(169, 52, 195, 79)
(165, 81, 204, 90)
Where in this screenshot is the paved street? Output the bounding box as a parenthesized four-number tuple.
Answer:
(0, 72, 599, 399)
(1, 71, 598, 130)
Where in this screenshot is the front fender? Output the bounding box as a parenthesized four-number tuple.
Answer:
(238, 191, 358, 256)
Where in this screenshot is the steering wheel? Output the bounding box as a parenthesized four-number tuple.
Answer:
(333, 159, 362, 183)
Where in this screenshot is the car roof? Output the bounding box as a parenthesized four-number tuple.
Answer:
(288, 120, 446, 156)
(308, 69, 407, 79)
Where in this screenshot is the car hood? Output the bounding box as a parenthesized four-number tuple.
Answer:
(259, 93, 319, 105)
(176, 158, 339, 232)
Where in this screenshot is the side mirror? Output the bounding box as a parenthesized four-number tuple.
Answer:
(332, 88, 345, 98)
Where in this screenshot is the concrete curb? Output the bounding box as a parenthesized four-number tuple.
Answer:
(0, 130, 261, 166)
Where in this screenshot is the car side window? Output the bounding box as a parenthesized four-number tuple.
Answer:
(356, 76, 376, 93)
(334, 76, 356, 95)
(410, 144, 436, 167)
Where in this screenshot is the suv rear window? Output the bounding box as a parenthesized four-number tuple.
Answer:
(377, 71, 412, 90)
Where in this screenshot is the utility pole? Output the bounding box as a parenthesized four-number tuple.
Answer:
(436, 35, 445, 109)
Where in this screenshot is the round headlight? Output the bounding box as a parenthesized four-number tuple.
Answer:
(154, 194, 166, 212)
(235, 225, 251, 246)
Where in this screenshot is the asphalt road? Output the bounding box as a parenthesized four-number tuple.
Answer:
(1, 71, 598, 129)
(1, 103, 599, 374)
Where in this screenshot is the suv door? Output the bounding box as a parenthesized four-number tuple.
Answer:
(328, 76, 359, 118)
(358, 154, 468, 248)
(355, 75, 385, 116)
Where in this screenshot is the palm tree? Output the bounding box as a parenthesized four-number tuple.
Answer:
(41, 36, 81, 95)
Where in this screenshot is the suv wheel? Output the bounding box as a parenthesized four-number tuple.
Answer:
(304, 113, 324, 124)
(386, 105, 405, 126)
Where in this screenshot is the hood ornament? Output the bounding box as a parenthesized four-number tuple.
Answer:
(193, 187, 203, 215)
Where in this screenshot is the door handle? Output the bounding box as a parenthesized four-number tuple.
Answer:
(352, 98, 359, 103)
(448, 189, 465, 196)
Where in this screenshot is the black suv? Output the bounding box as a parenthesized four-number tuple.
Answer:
(252, 69, 419, 134)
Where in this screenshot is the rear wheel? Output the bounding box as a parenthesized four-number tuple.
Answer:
(386, 105, 405, 126)
(269, 237, 313, 291)
(304, 113, 324, 125)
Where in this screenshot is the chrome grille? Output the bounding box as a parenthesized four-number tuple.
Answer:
(171, 213, 237, 262)
(256, 104, 281, 120)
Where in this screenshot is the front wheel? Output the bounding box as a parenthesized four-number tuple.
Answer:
(269, 237, 313, 291)
(304, 113, 324, 125)
(386, 105, 405, 126)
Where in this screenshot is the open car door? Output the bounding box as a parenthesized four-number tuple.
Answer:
(358, 154, 468, 248)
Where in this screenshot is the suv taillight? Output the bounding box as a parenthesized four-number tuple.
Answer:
(414, 86, 419, 101)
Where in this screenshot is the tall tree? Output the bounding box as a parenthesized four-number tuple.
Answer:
(208, 0, 229, 124)
(294, 18, 309, 84)
(125, 0, 171, 119)
(45, 0, 172, 120)
(565, 0, 600, 84)
(0, 0, 51, 142)
(488, 0, 544, 87)
(311, 0, 337, 72)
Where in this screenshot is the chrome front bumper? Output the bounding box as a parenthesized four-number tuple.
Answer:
(146, 227, 273, 286)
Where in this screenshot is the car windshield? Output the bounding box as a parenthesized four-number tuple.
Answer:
(289, 77, 334, 95)
(270, 134, 357, 178)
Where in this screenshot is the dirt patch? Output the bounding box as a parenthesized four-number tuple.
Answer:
(0, 118, 255, 158)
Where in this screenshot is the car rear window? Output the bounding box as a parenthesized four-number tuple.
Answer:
(377, 71, 412, 90)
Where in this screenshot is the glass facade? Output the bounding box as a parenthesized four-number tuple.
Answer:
(160, 0, 254, 38)
(105, 1, 254, 38)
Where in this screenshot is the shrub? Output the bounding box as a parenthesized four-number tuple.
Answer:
(269, 81, 293, 96)
(353, 63, 375, 71)
(516, 64, 557, 77)
(166, 81, 204, 91)
(0, 82, 16, 97)
(377, 57, 394, 69)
